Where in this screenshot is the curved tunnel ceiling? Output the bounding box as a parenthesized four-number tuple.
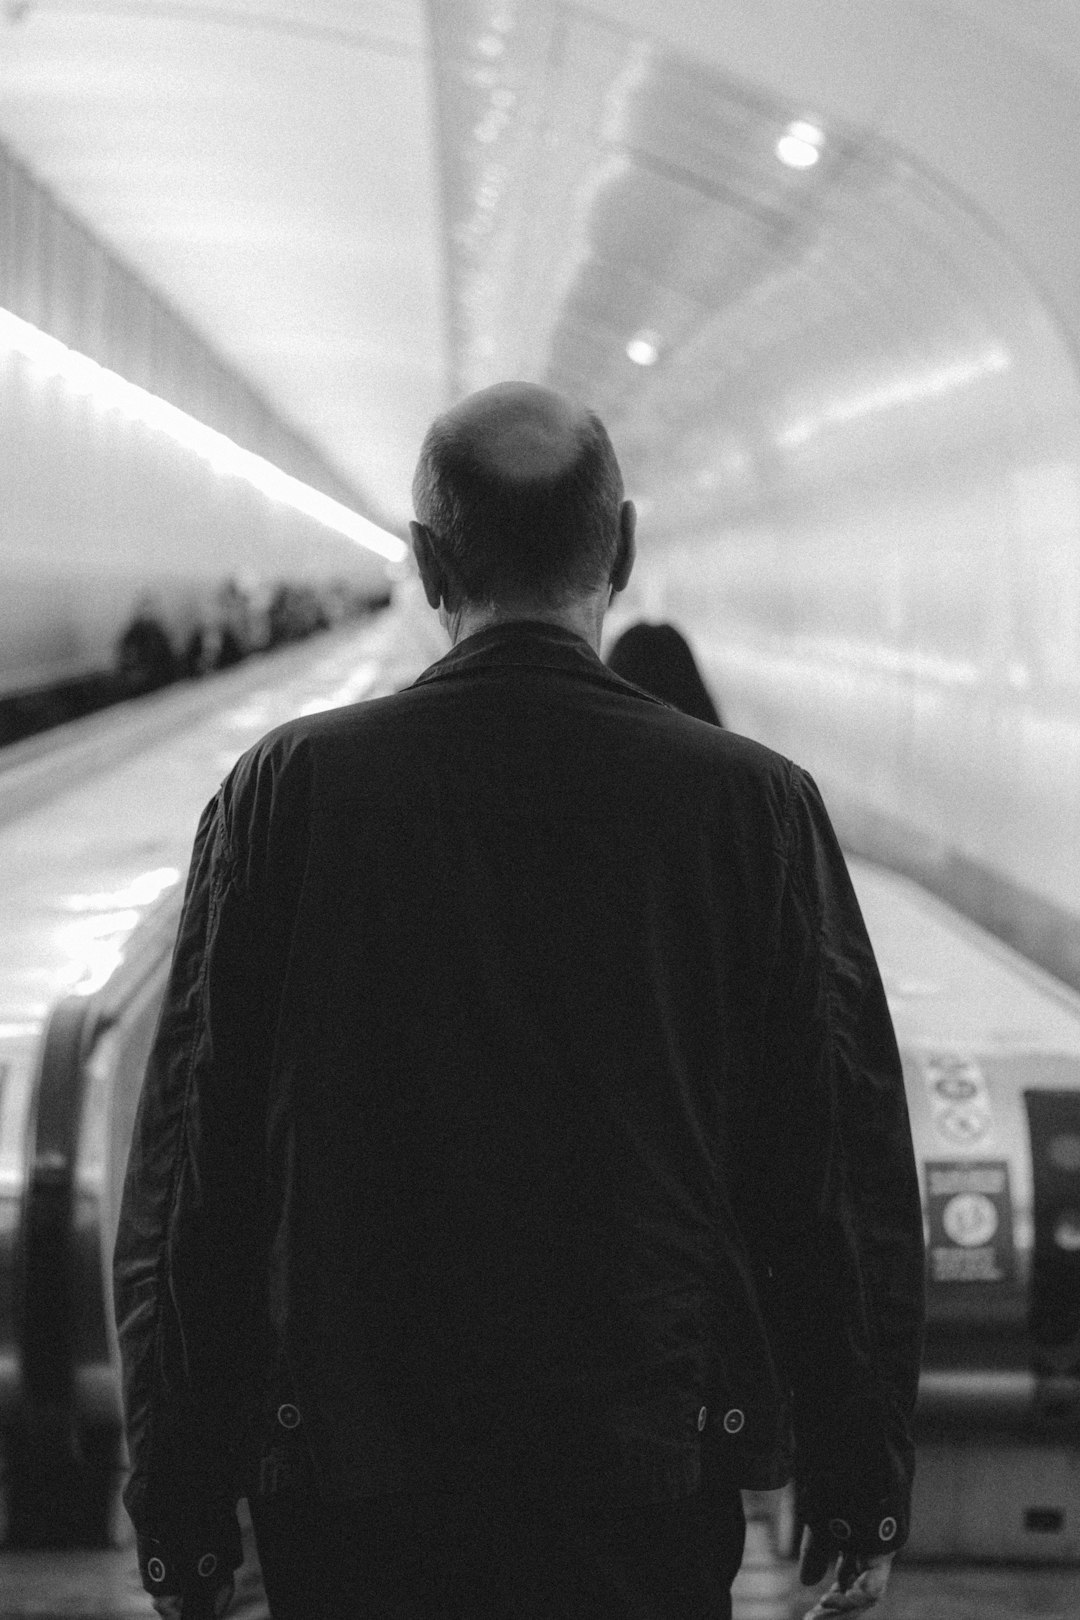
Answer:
(431, 1, 1078, 495)
(0, 0, 1076, 529)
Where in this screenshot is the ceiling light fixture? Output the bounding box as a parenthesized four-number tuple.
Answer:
(0, 306, 406, 563)
(776, 120, 824, 170)
(626, 331, 660, 366)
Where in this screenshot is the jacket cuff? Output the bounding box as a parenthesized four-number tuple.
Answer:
(792, 1387, 914, 1556)
(796, 1478, 908, 1557)
(136, 1508, 242, 1599)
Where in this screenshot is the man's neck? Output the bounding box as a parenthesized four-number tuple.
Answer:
(443, 592, 609, 654)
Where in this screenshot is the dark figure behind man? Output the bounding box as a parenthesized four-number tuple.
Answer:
(606, 620, 724, 727)
(114, 382, 925, 1619)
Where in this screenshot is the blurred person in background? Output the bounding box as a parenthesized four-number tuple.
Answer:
(116, 592, 177, 695)
(606, 620, 725, 727)
(214, 577, 252, 669)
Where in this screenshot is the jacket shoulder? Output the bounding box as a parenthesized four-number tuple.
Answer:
(642, 701, 802, 797)
(224, 684, 808, 822)
(223, 691, 401, 783)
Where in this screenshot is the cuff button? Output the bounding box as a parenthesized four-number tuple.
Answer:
(147, 1557, 167, 1584)
(828, 1518, 852, 1541)
(197, 1553, 219, 1578)
(277, 1402, 302, 1429)
(697, 1405, 708, 1432)
(879, 1516, 897, 1542)
(722, 1407, 745, 1434)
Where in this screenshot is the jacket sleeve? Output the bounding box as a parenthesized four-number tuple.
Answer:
(112, 779, 269, 1591)
(752, 767, 926, 1557)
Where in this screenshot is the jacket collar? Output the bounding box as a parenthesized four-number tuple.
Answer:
(412, 618, 623, 688)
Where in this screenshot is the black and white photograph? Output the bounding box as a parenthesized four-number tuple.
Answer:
(0, 4, 1077, 1616)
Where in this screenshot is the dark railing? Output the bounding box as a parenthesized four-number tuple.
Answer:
(9, 888, 182, 1544)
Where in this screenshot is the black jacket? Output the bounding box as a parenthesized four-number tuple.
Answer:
(114, 619, 924, 1591)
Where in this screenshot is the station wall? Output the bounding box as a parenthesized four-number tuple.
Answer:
(623, 159, 1080, 989)
(0, 143, 393, 701)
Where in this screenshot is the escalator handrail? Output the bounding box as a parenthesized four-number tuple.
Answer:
(15, 883, 185, 1425)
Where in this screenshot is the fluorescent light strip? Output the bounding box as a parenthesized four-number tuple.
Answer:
(0, 306, 407, 564)
(777, 348, 1011, 449)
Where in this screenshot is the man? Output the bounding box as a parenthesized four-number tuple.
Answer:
(115, 382, 925, 1619)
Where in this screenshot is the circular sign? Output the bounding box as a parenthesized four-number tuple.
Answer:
(933, 1075, 980, 1102)
(943, 1192, 998, 1247)
(936, 1106, 989, 1144)
(927, 1057, 982, 1083)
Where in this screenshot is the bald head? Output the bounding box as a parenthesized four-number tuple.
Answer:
(440, 382, 591, 483)
(412, 381, 625, 609)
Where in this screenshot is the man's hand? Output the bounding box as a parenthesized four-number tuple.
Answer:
(799, 1525, 893, 1616)
(151, 1575, 235, 1619)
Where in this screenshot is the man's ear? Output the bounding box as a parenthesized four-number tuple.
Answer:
(610, 500, 636, 595)
(410, 522, 445, 611)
